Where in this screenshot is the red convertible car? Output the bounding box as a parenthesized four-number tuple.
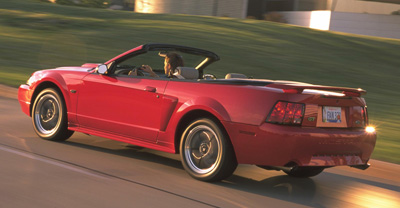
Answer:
(18, 43, 376, 181)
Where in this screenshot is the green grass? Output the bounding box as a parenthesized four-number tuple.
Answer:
(1, 0, 400, 163)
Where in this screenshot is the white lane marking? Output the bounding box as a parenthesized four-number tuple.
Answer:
(0, 145, 110, 180)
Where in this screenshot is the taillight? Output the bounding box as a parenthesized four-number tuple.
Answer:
(267, 101, 305, 125)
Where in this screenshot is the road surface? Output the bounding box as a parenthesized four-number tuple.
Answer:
(0, 94, 399, 207)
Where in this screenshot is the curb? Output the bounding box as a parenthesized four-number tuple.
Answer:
(0, 84, 18, 100)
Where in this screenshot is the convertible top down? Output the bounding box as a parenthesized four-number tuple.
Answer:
(18, 43, 376, 181)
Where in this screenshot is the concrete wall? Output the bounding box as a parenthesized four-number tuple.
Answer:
(280, 11, 400, 39)
(135, 0, 248, 18)
(279, 11, 311, 27)
(330, 12, 400, 39)
(333, 0, 400, 15)
(294, 0, 400, 14)
(279, 11, 332, 30)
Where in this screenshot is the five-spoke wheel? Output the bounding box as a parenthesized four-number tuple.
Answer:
(180, 118, 237, 182)
(32, 88, 74, 141)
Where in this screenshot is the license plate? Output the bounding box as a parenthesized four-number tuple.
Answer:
(322, 106, 342, 123)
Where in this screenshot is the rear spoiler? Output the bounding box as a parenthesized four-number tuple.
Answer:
(267, 83, 366, 97)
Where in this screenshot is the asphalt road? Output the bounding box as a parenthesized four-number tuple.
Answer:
(0, 95, 399, 208)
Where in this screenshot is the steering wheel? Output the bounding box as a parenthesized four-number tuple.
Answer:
(131, 66, 145, 76)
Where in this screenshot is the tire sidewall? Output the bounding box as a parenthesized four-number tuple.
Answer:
(180, 118, 229, 181)
(32, 88, 66, 140)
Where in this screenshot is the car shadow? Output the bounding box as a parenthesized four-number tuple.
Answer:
(63, 139, 184, 170)
(62, 138, 397, 208)
(219, 174, 323, 207)
(320, 172, 399, 192)
(63, 139, 322, 206)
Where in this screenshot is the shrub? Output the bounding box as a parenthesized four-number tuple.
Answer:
(263, 12, 286, 23)
(38, 0, 111, 8)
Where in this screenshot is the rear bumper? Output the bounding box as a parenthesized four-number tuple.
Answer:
(18, 84, 31, 116)
(223, 121, 376, 167)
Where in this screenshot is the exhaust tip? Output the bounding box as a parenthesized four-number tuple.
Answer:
(257, 165, 295, 172)
(351, 163, 370, 170)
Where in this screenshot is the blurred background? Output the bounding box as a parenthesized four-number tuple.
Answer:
(0, 0, 399, 163)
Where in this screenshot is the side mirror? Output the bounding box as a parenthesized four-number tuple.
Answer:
(97, 64, 108, 75)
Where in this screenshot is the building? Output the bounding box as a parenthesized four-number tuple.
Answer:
(135, 0, 400, 39)
(135, 0, 248, 18)
(276, 0, 400, 39)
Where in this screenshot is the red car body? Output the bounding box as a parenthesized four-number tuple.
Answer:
(18, 44, 376, 181)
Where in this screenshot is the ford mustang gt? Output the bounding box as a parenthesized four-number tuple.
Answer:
(18, 43, 376, 181)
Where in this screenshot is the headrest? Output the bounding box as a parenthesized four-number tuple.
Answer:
(225, 73, 247, 79)
(174, 67, 199, 79)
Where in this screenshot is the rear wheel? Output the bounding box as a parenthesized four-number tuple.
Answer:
(32, 88, 74, 141)
(283, 167, 324, 178)
(180, 118, 237, 182)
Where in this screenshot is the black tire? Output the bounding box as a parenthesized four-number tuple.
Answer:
(283, 167, 324, 178)
(32, 88, 74, 141)
(180, 118, 237, 182)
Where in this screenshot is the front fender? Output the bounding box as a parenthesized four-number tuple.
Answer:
(29, 70, 78, 125)
(32, 72, 69, 108)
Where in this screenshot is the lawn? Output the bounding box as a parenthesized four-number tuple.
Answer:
(1, 0, 399, 163)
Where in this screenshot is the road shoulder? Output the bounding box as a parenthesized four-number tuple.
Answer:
(0, 84, 18, 99)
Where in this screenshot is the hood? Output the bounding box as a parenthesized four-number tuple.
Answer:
(53, 66, 94, 72)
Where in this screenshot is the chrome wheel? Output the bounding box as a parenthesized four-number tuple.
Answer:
(180, 118, 237, 182)
(184, 125, 222, 174)
(32, 88, 74, 141)
(34, 94, 61, 136)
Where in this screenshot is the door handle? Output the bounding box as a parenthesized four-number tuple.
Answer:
(144, 86, 156, 93)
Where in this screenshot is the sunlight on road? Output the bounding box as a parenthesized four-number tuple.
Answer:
(339, 184, 400, 208)
(357, 190, 399, 208)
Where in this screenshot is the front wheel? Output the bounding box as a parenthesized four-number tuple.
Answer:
(32, 88, 74, 141)
(283, 167, 324, 178)
(180, 118, 237, 182)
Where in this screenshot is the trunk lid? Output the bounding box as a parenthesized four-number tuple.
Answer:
(265, 80, 368, 128)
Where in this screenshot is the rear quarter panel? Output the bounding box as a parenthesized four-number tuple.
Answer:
(165, 81, 287, 125)
(157, 80, 288, 150)
(158, 80, 372, 161)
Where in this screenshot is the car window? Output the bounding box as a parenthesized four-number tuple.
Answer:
(113, 51, 206, 77)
